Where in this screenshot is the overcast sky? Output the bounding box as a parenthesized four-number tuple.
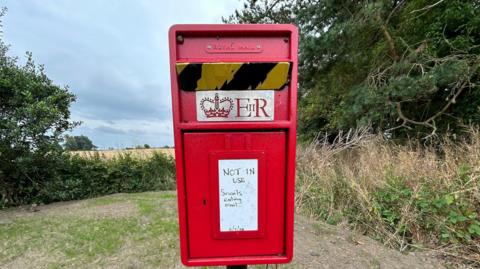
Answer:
(2, 0, 242, 149)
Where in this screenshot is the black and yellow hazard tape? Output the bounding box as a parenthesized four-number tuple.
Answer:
(176, 62, 290, 91)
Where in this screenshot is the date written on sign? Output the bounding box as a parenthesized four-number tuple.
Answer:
(218, 159, 258, 232)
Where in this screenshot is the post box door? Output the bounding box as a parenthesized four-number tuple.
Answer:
(183, 131, 286, 258)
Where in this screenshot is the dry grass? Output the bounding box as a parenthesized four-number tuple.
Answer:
(72, 148, 175, 159)
(296, 127, 480, 266)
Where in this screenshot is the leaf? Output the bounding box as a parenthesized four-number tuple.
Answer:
(468, 224, 480, 236)
(444, 195, 454, 205)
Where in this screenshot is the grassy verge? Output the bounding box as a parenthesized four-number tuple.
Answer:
(0, 192, 300, 269)
(296, 129, 480, 266)
(0, 192, 179, 269)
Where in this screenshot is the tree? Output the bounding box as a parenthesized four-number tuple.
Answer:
(134, 144, 150, 149)
(0, 8, 77, 206)
(226, 0, 480, 140)
(64, 135, 96, 151)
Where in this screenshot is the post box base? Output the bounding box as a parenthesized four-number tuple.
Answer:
(182, 255, 292, 267)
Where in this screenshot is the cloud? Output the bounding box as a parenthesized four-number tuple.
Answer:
(70, 116, 173, 149)
(3, 0, 243, 148)
(95, 125, 126, 135)
(74, 71, 171, 121)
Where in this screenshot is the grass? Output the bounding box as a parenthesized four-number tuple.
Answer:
(0, 192, 180, 269)
(0, 192, 298, 269)
(0, 190, 449, 268)
(296, 128, 480, 266)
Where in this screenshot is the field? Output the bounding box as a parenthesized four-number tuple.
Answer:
(72, 148, 175, 159)
(0, 192, 444, 269)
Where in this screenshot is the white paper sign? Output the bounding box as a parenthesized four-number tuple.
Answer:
(218, 159, 258, 232)
(196, 90, 274, 121)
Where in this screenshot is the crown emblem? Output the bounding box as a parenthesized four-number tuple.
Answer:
(200, 93, 233, 118)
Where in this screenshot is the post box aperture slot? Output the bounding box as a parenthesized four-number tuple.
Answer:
(176, 62, 291, 91)
(209, 151, 266, 240)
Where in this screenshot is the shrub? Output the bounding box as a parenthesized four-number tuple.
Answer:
(1, 152, 176, 206)
(0, 8, 78, 207)
(296, 128, 480, 265)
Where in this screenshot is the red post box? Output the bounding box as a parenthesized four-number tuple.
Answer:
(168, 24, 298, 267)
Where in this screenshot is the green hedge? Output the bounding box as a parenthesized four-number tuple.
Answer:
(0, 152, 176, 208)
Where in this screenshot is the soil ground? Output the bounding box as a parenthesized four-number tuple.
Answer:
(0, 192, 453, 268)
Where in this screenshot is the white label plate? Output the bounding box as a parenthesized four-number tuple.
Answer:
(196, 90, 274, 121)
(218, 159, 258, 232)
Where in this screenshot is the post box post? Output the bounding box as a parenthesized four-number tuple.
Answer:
(169, 24, 298, 267)
(226, 265, 247, 269)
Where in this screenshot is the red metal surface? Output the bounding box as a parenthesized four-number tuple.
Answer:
(168, 24, 298, 266)
(179, 89, 289, 122)
(185, 133, 284, 258)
